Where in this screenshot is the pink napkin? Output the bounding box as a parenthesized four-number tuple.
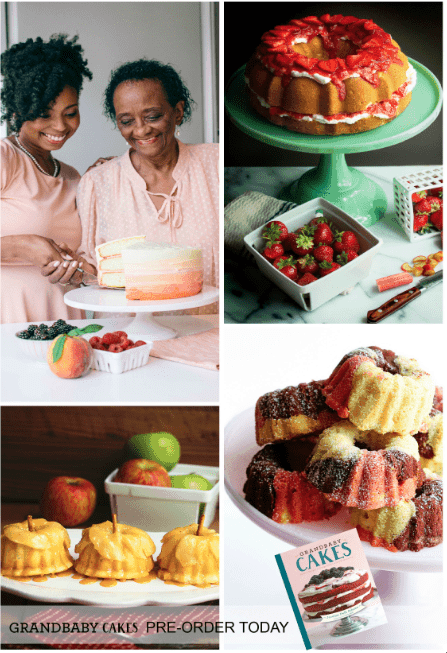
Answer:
(150, 328, 219, 370)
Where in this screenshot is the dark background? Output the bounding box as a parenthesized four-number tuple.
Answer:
(224, 2, 442, 166)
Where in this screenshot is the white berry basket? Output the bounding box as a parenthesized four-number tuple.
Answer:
(105, 464, 219, 532)
(244, 198, 382, 312)
(82, 339, 152, 374)
(393, 167, 443, 242)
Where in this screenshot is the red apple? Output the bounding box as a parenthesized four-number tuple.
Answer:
(40, 476, 97, 527)
(114, 459, 171, 487)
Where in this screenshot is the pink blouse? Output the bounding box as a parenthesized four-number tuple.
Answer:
(76, 141, 219, 314)
(1, 138, 83, 323)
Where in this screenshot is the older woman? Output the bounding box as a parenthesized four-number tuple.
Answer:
(1, 34, 97, 323)
(77, 59, 219, 313)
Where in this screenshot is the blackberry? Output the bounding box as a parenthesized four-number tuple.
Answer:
(17, 330, 30, 339)
(27, 324, 38, 334)
(47, 328, 58, 339)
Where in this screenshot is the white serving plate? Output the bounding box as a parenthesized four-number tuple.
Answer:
(1, 530, 219, 606)
(224, 407, 442, 574)
(244, 198, 383, 311)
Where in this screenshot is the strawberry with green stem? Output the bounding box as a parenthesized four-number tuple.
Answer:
(262, 220, 288, 242)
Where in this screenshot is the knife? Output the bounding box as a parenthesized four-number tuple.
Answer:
(367, 270, 443, 323)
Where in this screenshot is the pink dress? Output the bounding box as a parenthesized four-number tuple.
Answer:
(1, 138, 84, 324)
(77, 141, 219, 314)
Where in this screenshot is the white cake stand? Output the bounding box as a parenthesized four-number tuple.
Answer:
(64, 285, 219, 340)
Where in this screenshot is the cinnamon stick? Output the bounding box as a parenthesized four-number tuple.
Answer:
(197, 514, 205, 536)
(27, 515, 34, 532)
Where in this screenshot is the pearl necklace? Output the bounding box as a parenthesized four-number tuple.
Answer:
(13, 133, 60, 177)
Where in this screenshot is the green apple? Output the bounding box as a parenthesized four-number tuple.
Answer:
(124, 432, 181, 472)
(170, 473, 213, 491)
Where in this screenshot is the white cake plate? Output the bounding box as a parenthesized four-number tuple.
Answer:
(64, 285, 219, 340)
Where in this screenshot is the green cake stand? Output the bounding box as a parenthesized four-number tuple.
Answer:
(225, 59, 442, 226)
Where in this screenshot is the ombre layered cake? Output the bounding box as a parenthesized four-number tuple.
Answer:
(122, 242, 203, 301)
(96, 235, 146, 288)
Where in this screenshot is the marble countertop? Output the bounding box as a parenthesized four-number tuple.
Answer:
(224, 166, 443, 324)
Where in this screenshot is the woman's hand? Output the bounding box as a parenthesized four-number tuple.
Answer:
(85, 156, 116, 173)
(40, 258, 83, 286)
(1, 234, 68, 267)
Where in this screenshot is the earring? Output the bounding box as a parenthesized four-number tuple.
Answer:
(176, 125, 181, 138)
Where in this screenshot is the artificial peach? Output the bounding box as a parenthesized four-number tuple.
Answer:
(47, 335, 93, 379)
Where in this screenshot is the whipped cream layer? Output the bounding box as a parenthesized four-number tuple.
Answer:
(246, 63, 416, 125)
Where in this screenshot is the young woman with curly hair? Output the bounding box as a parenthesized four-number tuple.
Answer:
(1, 34, 97, 323)
(77, 59, 219, 315)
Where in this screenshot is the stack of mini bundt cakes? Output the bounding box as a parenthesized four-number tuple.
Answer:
(244, 347, 443, 552)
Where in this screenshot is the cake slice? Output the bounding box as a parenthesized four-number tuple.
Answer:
(96, 235, 146, 288)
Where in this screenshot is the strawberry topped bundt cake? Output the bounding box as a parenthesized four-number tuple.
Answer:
(322, 347, 434, 435)
(245, 14, 416, 135)
(305, 421, 424, 510)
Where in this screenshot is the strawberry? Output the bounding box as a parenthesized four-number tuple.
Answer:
(430, 209, 443, 231)
(313, 222, 333, 246)
(415, 196, 442, 214)
(291, 233, 314, 257)
(309, 214, 327, 228)
(274, 255, 299, 280)
(413, 213, 429, 232)
(319, 261, 341, 277)
(313, 244, 334, 263)
(297, 272, 318, 286)
(336, 250, 358, 265)
(412, 191, 426, 202)
(263, 242, 285, 259)
(262, 220, 288, 242)
(334, 230, 360, 252)
(297, 254, 319, 275)
(429, 187, 443, 198)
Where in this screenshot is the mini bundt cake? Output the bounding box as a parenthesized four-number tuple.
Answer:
(244, 440, 341, 523)
(245, 14, 416, 135)
(74, 515, 156, 580)
(157, 521, 219, 587)
(255, 380, 338, 446)
(1, 516, 73, 577)
(305, 421, 424, 510)
(298, 567, 374, 618)
(350, 471, 443, 552)
(413, 412, 443, 476)
(322, 347, 434, 435)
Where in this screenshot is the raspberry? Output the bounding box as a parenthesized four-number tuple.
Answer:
(89, 336, 101, 346)
(101, 332, 121, 345)
(120, 338, 134, 349)
(134, 340, 147, 347)
(114, 331, 128, 339)
(108, 344, 124, 353)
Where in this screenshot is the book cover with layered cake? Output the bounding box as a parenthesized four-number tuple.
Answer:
(275, 528, 387, 649)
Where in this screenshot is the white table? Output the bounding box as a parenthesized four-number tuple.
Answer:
(224, 166, 443, 324)
(1, 316, 218, 403)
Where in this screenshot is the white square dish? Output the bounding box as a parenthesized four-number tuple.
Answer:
(244, 197, 383, 312)
(105, 463, 219, 532)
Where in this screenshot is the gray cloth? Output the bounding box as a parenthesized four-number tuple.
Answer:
(224, 191, 297, 259)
